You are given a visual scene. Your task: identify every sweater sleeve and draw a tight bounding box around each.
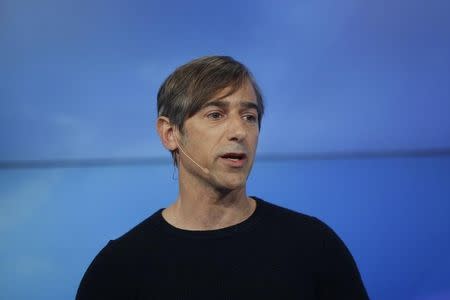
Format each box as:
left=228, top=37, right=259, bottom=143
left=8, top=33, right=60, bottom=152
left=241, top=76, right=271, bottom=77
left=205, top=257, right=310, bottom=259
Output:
left=313, top=217, right=370, bottom=300
left=76, top=240, right=135, bottom=300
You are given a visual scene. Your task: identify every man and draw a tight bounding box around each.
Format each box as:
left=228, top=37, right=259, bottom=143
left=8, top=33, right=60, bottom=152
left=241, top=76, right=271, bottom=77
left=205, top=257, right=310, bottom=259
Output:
left=76, top=56, right=370, bottom=299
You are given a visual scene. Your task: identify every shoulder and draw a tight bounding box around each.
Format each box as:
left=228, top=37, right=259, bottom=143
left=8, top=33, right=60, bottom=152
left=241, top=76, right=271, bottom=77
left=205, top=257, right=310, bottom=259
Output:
left=109, top=209, right=164, bottom=251
left=83, top=209, right=164, bottom=278
left=253, top=197, right=358, bottom=256
left=254, top=196, right=330, bottom=235
left=76, top=210, right=164, bottom=299
left=254, top=198, right=369, bottom=298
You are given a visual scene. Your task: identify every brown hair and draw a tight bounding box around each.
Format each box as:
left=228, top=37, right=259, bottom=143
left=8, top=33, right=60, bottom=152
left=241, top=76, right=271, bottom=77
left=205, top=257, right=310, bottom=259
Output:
left=157, top=55, right=264, bottom=165
left=157, top=56, right=264, bottom=129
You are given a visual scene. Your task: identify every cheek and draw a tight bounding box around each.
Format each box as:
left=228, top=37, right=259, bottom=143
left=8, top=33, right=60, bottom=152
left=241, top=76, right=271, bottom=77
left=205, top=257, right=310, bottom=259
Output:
left=198, top=138, right=217, bottom=161
left=250, top=134, right=259, bottom=149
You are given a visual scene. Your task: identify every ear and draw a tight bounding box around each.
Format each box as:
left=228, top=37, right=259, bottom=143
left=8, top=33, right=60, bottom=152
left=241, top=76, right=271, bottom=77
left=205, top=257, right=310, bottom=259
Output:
left=156, top=116, right=178, bottom=151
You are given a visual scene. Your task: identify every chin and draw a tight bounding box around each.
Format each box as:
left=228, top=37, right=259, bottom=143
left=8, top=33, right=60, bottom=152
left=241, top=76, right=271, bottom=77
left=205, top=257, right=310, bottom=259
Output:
left=216, top=175, right=247, bottom=191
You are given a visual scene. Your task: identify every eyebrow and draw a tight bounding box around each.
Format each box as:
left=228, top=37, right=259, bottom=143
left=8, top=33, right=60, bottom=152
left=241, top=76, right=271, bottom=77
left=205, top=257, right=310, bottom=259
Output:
left=201, top=100, right=259, bottom=112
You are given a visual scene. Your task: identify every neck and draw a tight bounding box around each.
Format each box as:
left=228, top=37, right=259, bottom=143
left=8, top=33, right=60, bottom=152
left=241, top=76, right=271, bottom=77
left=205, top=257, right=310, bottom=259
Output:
left=162, top=168, right=255, bottom=230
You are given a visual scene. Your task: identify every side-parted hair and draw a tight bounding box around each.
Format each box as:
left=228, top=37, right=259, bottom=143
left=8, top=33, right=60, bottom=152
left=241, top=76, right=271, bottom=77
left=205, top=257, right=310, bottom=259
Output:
left=157, top=56, right=264, bottom=165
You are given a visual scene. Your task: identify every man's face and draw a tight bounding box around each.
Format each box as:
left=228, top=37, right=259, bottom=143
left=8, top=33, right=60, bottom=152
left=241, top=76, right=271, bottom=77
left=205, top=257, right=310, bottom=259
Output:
left=178, top=81, right=260, bottom=191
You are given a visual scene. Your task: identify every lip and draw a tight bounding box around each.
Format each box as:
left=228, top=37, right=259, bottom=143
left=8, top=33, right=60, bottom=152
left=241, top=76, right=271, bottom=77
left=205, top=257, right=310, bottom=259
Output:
left=219, top=153, right=248, bottom=168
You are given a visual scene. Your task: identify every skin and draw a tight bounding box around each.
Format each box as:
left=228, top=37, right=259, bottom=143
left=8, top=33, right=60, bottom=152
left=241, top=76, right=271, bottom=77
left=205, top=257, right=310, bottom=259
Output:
left=157, top=80, right=260, bottom=230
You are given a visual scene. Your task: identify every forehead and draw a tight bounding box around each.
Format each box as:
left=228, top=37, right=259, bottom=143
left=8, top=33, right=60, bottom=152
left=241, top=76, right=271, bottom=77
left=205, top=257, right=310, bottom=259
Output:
left=204, top=81, right=258, bottom=107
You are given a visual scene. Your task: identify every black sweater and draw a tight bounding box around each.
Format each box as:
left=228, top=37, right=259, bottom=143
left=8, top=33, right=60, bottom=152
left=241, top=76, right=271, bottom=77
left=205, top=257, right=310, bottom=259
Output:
left=76, top=197, right=369, bottom=299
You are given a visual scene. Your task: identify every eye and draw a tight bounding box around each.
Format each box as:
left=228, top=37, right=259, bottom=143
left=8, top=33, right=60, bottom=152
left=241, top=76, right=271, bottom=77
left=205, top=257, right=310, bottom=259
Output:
left=243, top=114, right=258, bottom=123
left=207, top=112, right=224, bottom=120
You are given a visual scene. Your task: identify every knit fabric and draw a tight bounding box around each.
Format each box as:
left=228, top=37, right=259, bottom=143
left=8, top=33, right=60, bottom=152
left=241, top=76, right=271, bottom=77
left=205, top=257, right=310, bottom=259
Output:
left=76, top=197, right=369, bottom=299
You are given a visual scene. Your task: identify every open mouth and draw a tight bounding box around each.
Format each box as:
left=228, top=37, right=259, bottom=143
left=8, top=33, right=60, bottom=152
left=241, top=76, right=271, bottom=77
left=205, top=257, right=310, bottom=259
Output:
left=220, top=153, right=247, bottom=161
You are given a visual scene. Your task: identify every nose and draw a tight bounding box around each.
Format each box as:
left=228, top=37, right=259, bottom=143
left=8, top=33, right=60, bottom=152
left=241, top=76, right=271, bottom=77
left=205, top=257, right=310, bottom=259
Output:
left=226, top=114, right=247, bottom=142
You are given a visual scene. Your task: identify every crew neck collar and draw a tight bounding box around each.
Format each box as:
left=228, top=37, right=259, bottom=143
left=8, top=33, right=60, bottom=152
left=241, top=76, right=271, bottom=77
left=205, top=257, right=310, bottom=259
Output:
left=154, top=196, right=266, bottom=239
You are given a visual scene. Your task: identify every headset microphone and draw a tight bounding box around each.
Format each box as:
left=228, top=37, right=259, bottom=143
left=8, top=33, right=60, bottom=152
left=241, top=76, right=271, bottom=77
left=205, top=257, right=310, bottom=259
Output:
left=174, top=134, right=210, bottom=175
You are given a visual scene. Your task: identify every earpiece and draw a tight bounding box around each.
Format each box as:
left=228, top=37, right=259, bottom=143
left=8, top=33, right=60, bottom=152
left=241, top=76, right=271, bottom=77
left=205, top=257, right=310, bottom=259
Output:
left=174, top=133, right=210, bottom=174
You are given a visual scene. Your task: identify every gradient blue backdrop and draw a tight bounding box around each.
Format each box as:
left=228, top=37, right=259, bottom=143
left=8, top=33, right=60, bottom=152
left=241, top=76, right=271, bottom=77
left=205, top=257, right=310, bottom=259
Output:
left=1, top=0, right=449, bottom=299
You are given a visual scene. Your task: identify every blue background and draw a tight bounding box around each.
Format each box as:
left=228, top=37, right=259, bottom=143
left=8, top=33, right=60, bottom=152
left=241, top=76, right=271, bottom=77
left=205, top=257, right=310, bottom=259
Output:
left=1, top=0, right=449, bottom=299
